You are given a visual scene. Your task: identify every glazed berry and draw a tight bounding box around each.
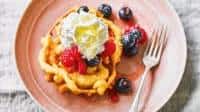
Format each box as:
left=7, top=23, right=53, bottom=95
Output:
left=115, top=77, right=132, bottom=93
left=110, top=93, right=119, bottom=103
left=129, top=29, right=141, bottom=39
left=60, top=47, right=76, bottom=68
left=135, top=26, right=147, bottom=44
left=122, top=25, right=148, bottom=56
left=124, top=46, right=138, bottom=56
left=60, top=46, right=87, bottom=74
left=119, top=7, right=133, bottom=21
left=78, top=59, right=87, bottom=74
left=125, top=25, right=148, bottom=44
left=86, top=56, right=100, bottom=67
left=108, top=89, right=119, bottom=103
left=122, top=33, right=137, bottom=48
left=98, top=4, right=112, bottom=18
left=122, top=32, right=139, bottom=56
left=102, top=40, right=116, bottom=57
left=77, top=5, right=89, bottom=13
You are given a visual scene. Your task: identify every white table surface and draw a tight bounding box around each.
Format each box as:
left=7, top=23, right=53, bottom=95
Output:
left=0, top=0, right=200, bottom=112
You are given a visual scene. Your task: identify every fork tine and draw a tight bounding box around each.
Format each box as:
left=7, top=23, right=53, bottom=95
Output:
left=152, top=25, right=163, bottom=57
left=148, top=26, right=158, bottom=56
left=157, top=25, right=167, bottom=59
left=163, top=27, right=168, bottom=44
left=144, top=26, right=156, bottom=56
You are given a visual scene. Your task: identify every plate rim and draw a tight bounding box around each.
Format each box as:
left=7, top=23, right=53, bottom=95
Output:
left=13, top=0, right=62, bottom=112
left=146, top=0, right=187, bottom=111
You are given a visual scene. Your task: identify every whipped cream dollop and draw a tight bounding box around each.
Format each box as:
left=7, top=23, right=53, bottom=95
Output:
left=60, top=11, right=109, bottom=60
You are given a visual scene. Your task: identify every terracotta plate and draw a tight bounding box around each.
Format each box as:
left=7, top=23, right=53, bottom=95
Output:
left=15, top=0, right=187, bottom=112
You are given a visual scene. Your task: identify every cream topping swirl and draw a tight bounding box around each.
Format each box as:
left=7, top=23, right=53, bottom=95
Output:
left=60, top=11, right=108, bottom=60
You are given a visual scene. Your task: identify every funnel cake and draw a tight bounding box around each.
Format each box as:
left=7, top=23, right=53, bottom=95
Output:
left=38, top=7, right=122, bottom=96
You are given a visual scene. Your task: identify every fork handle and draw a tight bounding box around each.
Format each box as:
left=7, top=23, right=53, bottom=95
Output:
left=129, top=67, right=150, bottom=112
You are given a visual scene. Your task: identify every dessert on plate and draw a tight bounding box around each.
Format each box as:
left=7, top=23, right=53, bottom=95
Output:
left=38, top=4, right=147, bottom=102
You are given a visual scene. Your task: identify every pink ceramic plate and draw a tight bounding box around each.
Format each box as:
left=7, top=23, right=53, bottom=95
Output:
left=15, top=0, right=187, bottom=112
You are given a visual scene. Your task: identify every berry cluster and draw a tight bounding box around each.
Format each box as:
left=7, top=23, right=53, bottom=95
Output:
left=60, top=46, right=87, bottom=74
left=60, top=40, right=116, bottom=74
left=122, top=25, right=147, bottom=56
left=60, top=5, right=148, bottom=103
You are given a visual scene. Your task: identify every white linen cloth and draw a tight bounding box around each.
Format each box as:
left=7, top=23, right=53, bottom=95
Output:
left=0, top=0, right=200, bottom=111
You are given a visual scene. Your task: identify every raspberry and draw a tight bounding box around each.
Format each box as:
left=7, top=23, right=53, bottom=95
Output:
left=71, top=46, right=81, bottom=60
left=60, top=49, right=75, bottom=68
left=134, top=25, right=147, bottom=44
left=60, top=45, right=87, bottom=74
left=108, top=89, right=119, bottom=103
left=110, top=93, right=119, bottom=103
left=78, top=59, right=87, bottom=74
left=102, top=40, right=116, bottom=57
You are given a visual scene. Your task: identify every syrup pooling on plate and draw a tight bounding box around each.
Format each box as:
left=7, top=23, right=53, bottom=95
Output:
left=38, top=4, right=147, bottom=101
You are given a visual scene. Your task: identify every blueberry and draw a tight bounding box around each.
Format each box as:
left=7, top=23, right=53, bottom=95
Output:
left=98, top=4, right=112, bottom=18
left=122, top=33, right=137, bottom=47
left=77, top=6, right=89, bottom=13
left=119, top=7, right=133, bottom=21
left=122, top=35, right=136, bottom=48
left=85, top=56, right=100, bottom=67
left=122, top=29, right=141, bottom=56
left=124, top=46, right=138, bottom=56
left=130, top=29, right=141, bottom=39
left=115, top=77, right=132, bottom=93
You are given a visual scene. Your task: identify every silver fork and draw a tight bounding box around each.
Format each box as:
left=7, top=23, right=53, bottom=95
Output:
left=129, top=24, right=168, bottom=112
